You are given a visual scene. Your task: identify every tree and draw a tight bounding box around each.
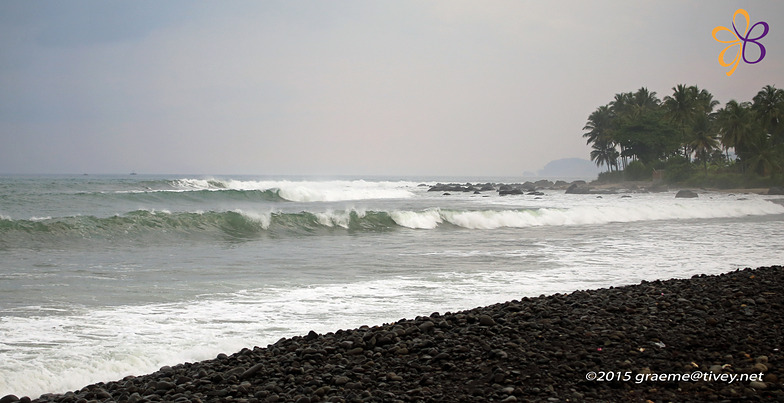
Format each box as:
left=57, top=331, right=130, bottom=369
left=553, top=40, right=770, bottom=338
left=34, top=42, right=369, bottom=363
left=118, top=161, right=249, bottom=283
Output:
left=607, top=88, right=665, bottom=167
left=582, top=83, right=784, bottom=184
left=589, top=140, right=619, bottom=172
left=582, top=105, right=614, bottom=146
left=745, top=135, right=782, bottom=176
left=716, top=100, right=755, bottom=163
left=613, top=107, right=679, bottom=165
left=689, top=113, right=719, bottom=174
left=695, top=87, right=720, bottom=115
left=663, top=84, right=697, bottom=160
left=663, top=85, right=720, bottom=162
left=752, top=85, right=784, bottom=145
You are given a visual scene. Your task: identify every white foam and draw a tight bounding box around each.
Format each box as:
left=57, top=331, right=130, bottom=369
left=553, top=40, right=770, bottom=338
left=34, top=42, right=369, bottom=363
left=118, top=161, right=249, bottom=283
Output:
left=0, top=277, right=455, bottom=398
left=29, top=216, right=52, bottom=222
left=314, top=209, right=360, bottom=229
left=390, top=209, right=442, bottom=229
left=173, top=179, right=417, bottom=202
left=234, top=209, right=272, bottom=229
left=426, top=199, right=784, bottom=229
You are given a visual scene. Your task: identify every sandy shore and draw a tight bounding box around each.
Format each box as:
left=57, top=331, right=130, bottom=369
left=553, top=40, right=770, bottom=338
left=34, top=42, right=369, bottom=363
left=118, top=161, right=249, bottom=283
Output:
left=6, top=266, right=782, bottom=402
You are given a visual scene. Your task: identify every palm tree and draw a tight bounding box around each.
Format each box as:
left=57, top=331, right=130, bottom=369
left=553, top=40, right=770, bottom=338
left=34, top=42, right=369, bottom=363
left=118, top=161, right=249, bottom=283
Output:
left=582, top=105, right=613, bottom=146
left=607, top=89, right=662, bottom=168
left=716, top=100, right=754, bottom=159
left=663, top=85, right=694, bottom=122
left=689, top=114, right=719, bottom=174
left=752, top=85, right=784, bottom=145
left=745, top=136, right=782, bottom=176
left=590, top=140, right=619, bottom=172
left=663, top=85, right=697, bottom=160
left=663, top=85, right=720, bottom=162
left=695, top=87, right=720, bottom=115
left=631, top=87, right=660, bottom=113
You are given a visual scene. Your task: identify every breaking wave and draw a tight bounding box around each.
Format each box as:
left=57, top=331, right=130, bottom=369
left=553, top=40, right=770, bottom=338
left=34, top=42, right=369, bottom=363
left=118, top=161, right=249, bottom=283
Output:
left=1, top=199, right=782, bottom=247
left=169, top=179, right=417, bottom=202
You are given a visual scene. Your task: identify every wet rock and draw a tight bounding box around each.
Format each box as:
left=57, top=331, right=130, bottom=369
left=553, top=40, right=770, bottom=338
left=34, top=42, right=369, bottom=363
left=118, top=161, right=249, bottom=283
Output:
left=155, top=381, right=176, bottom=392
left=478, top=314, right=496, bottom=326
left=565, top=183, right=616, bottom=195
left=675, top=189, right=698, bottom=198
left=418, top=321, right=435, bottom=332
left=749, top=381, right=768, bottom=390
left=241, top=363, right=265, bottom=379
left=498, top=188, right=524, bottom=196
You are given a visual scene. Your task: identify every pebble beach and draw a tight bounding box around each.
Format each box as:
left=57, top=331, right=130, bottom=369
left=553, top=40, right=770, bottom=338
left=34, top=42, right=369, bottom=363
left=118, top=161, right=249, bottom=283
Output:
left=6, top=265, right=782, bottom=403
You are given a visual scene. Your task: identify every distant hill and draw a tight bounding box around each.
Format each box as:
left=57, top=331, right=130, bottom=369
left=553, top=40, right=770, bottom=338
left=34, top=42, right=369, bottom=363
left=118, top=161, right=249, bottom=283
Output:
left=536, top=158, right=601, bottom=180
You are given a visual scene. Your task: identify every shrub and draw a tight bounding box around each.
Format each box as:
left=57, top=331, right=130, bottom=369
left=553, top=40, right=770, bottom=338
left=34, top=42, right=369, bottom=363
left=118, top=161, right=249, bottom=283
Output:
left=624, top=160, right=652, bottom=181
left=596, top=170, right=625, bottom=183
left=663, top=156, right=693, bottom=183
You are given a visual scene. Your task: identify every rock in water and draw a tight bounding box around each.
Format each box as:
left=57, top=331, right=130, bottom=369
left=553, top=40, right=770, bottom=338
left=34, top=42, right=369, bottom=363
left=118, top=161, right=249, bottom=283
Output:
left=675, top=190, right=698, bottom=198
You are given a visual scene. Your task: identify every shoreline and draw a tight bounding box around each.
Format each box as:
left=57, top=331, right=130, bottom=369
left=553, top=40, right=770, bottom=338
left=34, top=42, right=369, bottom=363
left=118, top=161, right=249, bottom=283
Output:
left=9, top=265, right=782, bottom=402
left=587, top=180, right=775, bottom=195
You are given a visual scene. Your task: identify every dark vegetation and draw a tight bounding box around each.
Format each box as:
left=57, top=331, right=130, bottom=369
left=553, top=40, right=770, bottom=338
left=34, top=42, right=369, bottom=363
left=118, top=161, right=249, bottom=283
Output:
left=583, top=84, right=784, bottom=188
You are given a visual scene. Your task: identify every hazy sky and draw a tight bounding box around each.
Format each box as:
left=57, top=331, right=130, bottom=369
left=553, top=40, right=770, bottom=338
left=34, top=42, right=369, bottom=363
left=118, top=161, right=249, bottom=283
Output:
left=1, top=1, right=782, bottom=176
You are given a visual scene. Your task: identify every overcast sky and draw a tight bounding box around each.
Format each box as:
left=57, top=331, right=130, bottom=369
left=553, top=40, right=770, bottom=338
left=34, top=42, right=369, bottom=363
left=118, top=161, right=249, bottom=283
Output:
left=1, top=0, right=782, bottom=176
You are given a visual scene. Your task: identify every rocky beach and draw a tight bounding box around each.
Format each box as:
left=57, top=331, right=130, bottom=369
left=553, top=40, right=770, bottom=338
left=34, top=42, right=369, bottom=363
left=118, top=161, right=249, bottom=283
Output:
left=5, top=265, right=781, bottom=403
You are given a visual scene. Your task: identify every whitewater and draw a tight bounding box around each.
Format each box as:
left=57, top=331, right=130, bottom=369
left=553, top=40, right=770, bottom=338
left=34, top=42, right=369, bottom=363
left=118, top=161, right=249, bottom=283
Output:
left=1, top=174, right=783, bottom=398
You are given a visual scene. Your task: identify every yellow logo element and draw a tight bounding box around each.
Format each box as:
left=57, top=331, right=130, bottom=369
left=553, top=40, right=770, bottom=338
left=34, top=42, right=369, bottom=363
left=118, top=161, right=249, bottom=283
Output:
left=712, top=9, right=769, bottom=77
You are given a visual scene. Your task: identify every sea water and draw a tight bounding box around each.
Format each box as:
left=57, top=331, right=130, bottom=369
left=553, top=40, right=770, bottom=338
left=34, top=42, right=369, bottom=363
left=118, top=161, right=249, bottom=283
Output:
left=1, top=174, right=783, bottom=398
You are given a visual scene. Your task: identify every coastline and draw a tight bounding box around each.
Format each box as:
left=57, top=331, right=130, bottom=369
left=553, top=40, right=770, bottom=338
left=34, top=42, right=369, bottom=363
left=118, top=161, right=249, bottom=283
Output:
left=10, top=265, right=782, bottom=402
left=587, top=180, right=777, bottom=196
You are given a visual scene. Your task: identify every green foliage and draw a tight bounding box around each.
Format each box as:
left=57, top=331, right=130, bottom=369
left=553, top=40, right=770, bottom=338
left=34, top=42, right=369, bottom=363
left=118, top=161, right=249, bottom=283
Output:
left=683, top=172, right=784, bottom=188
left=662, top=156, right=694, bottom=183
left=624, top=160, right=652, bottom=181
left=581, top=84, right=784, bottom=188
left=596, top=170, right=625, bottom=183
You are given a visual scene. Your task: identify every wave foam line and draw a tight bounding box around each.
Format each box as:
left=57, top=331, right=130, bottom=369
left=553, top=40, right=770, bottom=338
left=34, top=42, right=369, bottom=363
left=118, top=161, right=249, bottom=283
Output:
left=390, top=200, right=784, bottom=229
left=170, top=179, right=416, bottom=202
left=1, top=200, right=782, bottom=242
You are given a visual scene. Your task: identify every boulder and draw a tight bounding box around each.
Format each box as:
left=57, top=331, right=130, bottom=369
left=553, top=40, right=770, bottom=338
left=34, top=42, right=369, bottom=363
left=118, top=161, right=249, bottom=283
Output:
left=499, top=188, right=524, bottom=196
left=534, top=180, right=554, bottom=188
left=565, top=183, right=590, bottom=194
left=429, top=183, right=472, bottom=193
left=675, top=190, right=698, bottom=198
left=565, top=184, right=616, bottom=195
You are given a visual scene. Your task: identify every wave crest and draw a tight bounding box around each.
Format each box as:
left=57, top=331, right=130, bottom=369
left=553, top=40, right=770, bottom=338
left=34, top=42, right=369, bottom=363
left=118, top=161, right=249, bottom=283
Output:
left=2, top=199, right=782, bottom=248
left=170, top=179, right=416, bottom=202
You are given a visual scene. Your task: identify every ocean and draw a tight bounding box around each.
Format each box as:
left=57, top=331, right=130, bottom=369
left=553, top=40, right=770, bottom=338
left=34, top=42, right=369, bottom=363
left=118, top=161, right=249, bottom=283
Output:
left=1, top=174, right=783, bottom=398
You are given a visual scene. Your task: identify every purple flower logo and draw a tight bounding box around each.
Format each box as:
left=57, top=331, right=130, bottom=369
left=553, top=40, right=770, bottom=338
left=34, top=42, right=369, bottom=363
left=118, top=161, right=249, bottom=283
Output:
left=712, top=9, right=769, bottom=76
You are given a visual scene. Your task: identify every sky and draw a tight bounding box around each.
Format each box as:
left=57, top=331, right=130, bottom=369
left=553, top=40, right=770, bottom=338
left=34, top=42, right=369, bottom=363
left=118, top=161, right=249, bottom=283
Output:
left=1, top=0, right=782, bottom=176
